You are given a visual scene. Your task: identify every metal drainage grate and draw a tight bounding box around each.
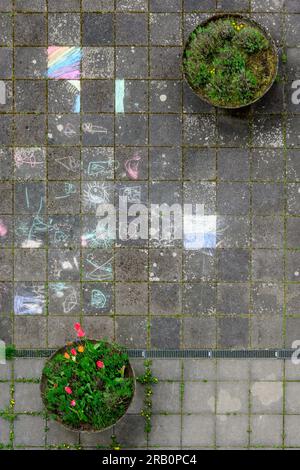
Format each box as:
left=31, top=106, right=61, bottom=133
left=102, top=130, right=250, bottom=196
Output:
left=14, top=349, right=295, bottom=359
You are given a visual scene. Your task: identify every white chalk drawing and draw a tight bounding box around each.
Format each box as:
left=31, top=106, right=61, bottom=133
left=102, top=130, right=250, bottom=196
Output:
left=119, top=186, right=142, bottom=203
left=50, top=283, right=78, bottom=314
left=83, top=182, right=111, bottom=210
left=85, top=255, right=113, bottom=281
left=55, top=155, right=80, bottom=173
left=82, top=123, right=108, bottom=135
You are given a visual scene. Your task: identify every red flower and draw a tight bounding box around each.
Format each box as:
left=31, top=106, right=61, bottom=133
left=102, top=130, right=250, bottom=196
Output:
left=74, top=322, right=85, bottom=338
left=71, top=348, right=77, bottom=356
left=65, top=386, right=72, bottom=395
left=70, top=400, right=76, bottom=407
left=96, top=360, right=105, bottom=369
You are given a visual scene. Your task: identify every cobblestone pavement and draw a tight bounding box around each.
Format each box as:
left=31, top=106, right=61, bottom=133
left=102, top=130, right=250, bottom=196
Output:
left=0, top=0, right=300, bottom=450
left=1, top=358, right=300, bottom=449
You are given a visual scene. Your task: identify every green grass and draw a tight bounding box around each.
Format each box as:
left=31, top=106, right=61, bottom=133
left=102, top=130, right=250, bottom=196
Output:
left=183, top=17, right=277, bottom=107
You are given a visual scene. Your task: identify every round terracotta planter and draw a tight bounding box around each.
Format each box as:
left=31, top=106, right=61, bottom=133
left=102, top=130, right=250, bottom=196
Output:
left=183, top=13, right=279, bottom=109
left=40, top=340, right=136, bottom=433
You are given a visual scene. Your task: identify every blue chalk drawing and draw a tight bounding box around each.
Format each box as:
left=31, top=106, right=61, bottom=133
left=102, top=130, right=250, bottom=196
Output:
left=115, top=79, right=125, bottom=113
left=91, top=289, right=107, bottom=309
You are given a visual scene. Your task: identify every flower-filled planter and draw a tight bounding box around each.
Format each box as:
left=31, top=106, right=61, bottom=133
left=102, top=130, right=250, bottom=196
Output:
left=41, top=323, right=135, bottom=432
left=183, top=14, right=278, bottom=108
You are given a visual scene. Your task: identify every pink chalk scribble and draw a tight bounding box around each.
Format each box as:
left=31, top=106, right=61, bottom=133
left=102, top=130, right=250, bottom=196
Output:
left=124, top=154, right=141, bottom=180
left=0, top=220, right=8, bottom=237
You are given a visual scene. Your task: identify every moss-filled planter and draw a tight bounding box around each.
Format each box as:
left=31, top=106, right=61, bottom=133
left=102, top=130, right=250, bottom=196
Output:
left=41, top=338, right=135, bottom=432
left=183, top=14, right=278, bottom=109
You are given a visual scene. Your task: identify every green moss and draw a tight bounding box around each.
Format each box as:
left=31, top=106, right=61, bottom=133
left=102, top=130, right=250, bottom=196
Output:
left=183, top=17, right=277, bottom=107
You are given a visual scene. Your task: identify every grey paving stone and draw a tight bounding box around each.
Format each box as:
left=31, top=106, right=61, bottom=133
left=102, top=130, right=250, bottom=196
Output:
left=217, top=382, right=249, bottom=414
left=250, top=415, right=283, bottom=447
left=116, top=317, right=147, bottom=348
left=150, top=13, right=182, bottom=46
left=151, top=317, right=181, bottom=349
left=116, top=0, right=148, bottom=10
left=0, top=48, right=12, bottom=79
left=14, top=358, right=45, bottom=380
left=217, top=183, right=250, bottom=216
left=150, top=47, right=182, bottom=79
left=252, top=216, right=284, bottom=249
left=82, top=317, right=114, bottom=341
left=217, top=283, right=250, bottom=315
left=285, top=0, right=300, bottom=12
left=287, top=150, right=300, bottom=181
left=14, top=415, right=45, bottom=446
left=82, top=0, right=113, bottom=10
left=116, top=47, right=148, bottom=79
left=0, top=318, right=12, bottom=344
left=0, top=418, right=10, bottom=444
left=253, top=182, right=284, bottom=217
left=286, top=251, right=300, bottom=281
left=151, top=359, right=182, bottom=381
left=285, top=415, right=300, bottom=447
left=115, top=283, right=148, bottom=316
left=251, top=315, right=283, bottom=348
left=217, top=216, right=250, bottom=249
left=184, top=114, right=216, bottom=146
left=152, top=382, right=181, bottom=413
left=252, top=283, right=284, bottom=315
left=217, top=359, right=250, bottom=381
left=14, top=317, right=47, bottom=348
left=218, top=317, right=249, bottom=349
left=116, top=13, right=148, bottom=46
left=252, top=249, right=284, bottom=282
left=216, top=415, right=249, bottom=447
left=183, top=250, right=216, bottom=282
left=48, top=0, right=80, bottom=10
left=183, top=317, right=217, bottom=348
left=115, top=414, right=146, bottom=448
left=218, top=113, right=250, bottom=148
left=0, top=382, right=11, bottom=408
left=217, top=148, right=250, bottom=181
left=0, top=0, right=12, bottom=11
left=218, top=249, right=250, bottom=282
left=83, top=13, right=114, bottom=46
left=0, top=13, right=12, bottom=46
left=183, top=382, right=215, bottom=413
left=182, top=415, right=215, bottom=447
left=79, top=428, right=112, bottom=447
left=184, top=359, right=216, bottom=381
left=184, top=148, right=216, bottom=181
left=252, top=0, right=284, bottom=11
left=149, top=415, right=181, bottom=447
left=183, top=282, right=216, bottom=315
left=285, top=382, right=300, bottom=414
left=151, top=283, right=181, bottom=315
left=46, top=421, right=79, bottom=446
left=14, top=383, right=43, bottom=412
left=184, top=0, right=216, bottom=11
left=82, top=47, right=114, bottom=79
left=250, top=360, right=283, bottom=381
left=0, top=362, right=12, bottom=380
left=15, top=13, right=46, bottom=45
left=217, top=0, right=249, bottom=11
left=15, top=0, right=46, bottom=10
left=251, top=381, right=283, bottom=414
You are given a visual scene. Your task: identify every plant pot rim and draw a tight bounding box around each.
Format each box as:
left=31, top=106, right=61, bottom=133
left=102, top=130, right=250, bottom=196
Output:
left=40, top=339, right=136, bottom=434
left=183, top=13, right=279, bottom=109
